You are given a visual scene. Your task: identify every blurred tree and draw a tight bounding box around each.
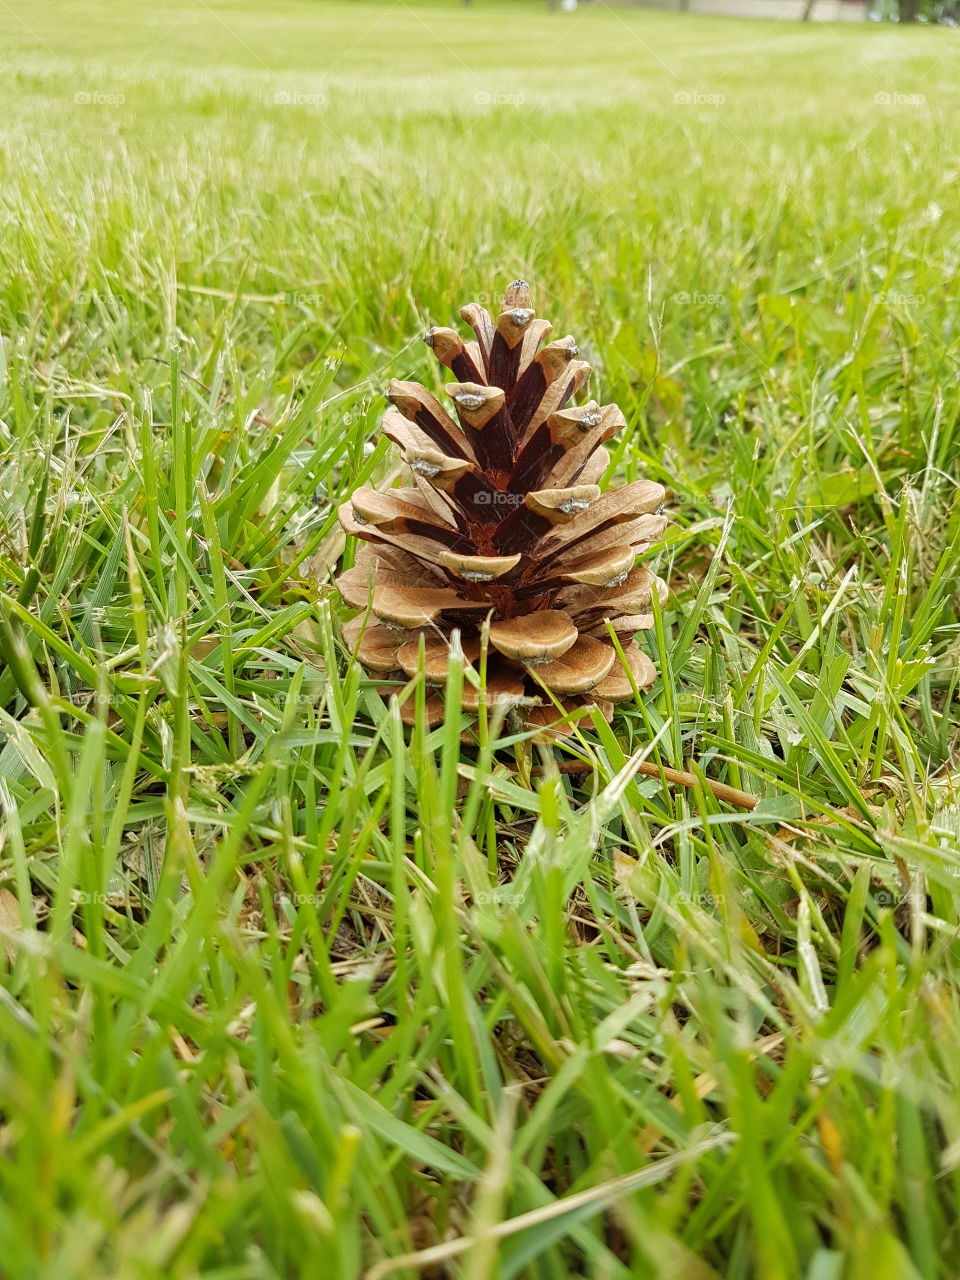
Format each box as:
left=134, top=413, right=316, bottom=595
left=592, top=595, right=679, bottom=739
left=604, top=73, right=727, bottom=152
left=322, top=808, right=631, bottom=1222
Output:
left=867, top=0, right=957, bottom=18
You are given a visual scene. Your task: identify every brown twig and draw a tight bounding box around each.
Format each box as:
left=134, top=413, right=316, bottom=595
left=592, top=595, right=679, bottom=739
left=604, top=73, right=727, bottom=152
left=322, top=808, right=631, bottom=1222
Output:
left=531, top=760, right=759, bottom=810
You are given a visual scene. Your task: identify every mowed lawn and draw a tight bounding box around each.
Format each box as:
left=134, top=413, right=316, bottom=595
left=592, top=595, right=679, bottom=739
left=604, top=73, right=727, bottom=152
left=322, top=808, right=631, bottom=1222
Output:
left=1, top=0, right=959, bottom=1275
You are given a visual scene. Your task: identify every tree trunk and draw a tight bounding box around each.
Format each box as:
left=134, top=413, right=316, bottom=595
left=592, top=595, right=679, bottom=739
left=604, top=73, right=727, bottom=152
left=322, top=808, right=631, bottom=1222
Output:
left=900, top=0, right=919, bottom=19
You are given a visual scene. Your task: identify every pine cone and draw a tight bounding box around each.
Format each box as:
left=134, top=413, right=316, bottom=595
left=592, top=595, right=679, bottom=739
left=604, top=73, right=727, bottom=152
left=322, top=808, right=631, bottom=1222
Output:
left=336, top=281, right=669, bottom=731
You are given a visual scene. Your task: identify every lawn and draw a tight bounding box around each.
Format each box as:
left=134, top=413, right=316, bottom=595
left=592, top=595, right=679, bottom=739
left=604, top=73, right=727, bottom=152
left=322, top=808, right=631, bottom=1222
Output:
left=0, top=0, right=959, bottom=1275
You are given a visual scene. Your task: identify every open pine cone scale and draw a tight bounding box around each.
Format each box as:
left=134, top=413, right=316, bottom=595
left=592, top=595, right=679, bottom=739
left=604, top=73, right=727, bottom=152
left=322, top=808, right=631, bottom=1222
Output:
left=336, top=281, right=669, bottom=730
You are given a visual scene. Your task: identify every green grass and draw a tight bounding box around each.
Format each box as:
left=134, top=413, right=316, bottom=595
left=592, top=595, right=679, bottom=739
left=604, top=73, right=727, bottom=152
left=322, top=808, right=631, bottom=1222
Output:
left=1, top=0, right=959, bottom=1275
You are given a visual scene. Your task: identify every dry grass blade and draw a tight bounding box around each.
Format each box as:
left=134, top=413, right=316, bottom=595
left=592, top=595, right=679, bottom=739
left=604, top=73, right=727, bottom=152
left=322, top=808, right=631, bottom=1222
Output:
left=364, top=1130, right=736, bottom=1280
